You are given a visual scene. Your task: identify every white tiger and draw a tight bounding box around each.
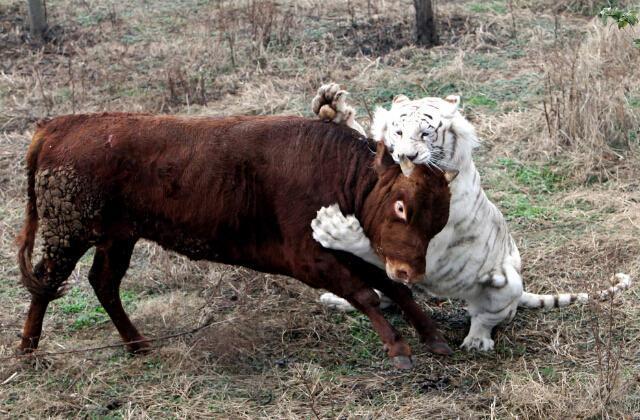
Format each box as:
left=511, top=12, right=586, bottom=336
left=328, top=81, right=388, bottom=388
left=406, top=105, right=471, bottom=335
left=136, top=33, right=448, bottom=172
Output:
left=310, top=83, right=632, bottom=351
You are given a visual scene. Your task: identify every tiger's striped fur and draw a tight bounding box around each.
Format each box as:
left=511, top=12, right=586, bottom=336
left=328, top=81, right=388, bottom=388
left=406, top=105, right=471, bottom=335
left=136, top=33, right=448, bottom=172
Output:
left=310, top=83, right=632, bottom=351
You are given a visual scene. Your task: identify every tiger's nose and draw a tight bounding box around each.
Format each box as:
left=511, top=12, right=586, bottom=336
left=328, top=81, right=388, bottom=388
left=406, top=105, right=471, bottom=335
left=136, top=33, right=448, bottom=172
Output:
left=397, top=152, right=418, bottom=162
left=397, top=154, right=417, bottom=177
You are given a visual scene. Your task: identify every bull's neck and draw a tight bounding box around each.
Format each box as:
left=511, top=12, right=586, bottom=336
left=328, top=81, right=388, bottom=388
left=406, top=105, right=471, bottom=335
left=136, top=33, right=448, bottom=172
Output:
left=344, top=149, right=379, bottom=226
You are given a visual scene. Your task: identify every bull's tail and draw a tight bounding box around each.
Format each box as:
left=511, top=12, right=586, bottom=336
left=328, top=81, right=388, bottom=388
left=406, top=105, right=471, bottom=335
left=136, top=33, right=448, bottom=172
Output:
left=518, top=273, right=632, bottom=309
left=16, top=123, right=48, bottom=297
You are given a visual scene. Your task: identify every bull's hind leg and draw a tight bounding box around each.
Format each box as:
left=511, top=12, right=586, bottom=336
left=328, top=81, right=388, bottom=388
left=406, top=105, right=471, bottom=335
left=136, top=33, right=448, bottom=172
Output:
left=88, top=238, right=150, bottom=354
left=20, top=244, right=90, bottom=352
left=20, top=165, right=95, bottom=352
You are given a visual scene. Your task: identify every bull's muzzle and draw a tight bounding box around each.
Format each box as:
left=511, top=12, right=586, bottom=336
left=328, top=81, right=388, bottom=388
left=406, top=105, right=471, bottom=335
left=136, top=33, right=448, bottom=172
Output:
left=385, top=259, right=424, bottom=285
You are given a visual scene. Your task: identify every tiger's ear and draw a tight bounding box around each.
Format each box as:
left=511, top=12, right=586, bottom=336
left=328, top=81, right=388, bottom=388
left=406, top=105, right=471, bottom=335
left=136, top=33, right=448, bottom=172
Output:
left=444, top=95, right=460, bottom=106
left=442, top=95, right=461, bottom=118
left=370, top=106, right=389, bottom=143
left=392, top=94, right=410, bottom=105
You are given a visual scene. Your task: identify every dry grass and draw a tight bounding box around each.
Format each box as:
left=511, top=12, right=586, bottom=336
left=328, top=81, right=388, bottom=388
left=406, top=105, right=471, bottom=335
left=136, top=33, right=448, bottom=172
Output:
left=539, top=20, right=640, bottom=181
left=1, top=0, right=639, bottom=418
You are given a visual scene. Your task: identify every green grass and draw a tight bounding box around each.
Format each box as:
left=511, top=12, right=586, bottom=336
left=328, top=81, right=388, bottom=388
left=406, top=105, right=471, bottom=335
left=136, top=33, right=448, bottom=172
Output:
left=364, top=79, right=428, bottom=107
left=484, top=158, right=567, bottom=222
left=499, top=193, right=556, bottom=221
left=466, top=53, right=508, bottom=70
left=478, top=73, right=542, bottom=111
left=539, top=366, right=558, bottom=381
left=344, top=313, right=386, bottom=361
left=497, top=157, right=564, bottom=194
left=467, top=1, right=508, bottom=14
left=0, top=278, right=21, bottom=299
left=53, top=287, right=140, bottom=331
left=466, top=94, right=498, bottom=109
left=421, top=79, right=464, bottom=99
left=419, top=73, right=542, bottom=114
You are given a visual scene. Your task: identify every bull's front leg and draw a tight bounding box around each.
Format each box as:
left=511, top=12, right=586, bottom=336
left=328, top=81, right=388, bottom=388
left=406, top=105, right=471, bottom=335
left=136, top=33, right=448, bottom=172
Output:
left=342, top=287, right=414, bottom=369
left=369, top=277, right=452, bottom=355
left=305, top=256, right=414, bottom=369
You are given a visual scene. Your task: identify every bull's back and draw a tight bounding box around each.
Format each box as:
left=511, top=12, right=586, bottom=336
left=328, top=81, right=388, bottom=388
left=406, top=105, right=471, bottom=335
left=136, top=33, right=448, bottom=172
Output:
left=31, top=113, right=371, bottom=272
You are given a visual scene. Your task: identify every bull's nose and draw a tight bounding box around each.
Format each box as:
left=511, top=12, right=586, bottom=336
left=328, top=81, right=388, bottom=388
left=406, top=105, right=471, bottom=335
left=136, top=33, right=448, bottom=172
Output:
left=385, top=260, right=422, bottom=284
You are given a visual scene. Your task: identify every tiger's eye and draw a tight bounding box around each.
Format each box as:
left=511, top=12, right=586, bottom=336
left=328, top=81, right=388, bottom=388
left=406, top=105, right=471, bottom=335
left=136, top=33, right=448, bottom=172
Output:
left=395, top=130, right=403, bottom=136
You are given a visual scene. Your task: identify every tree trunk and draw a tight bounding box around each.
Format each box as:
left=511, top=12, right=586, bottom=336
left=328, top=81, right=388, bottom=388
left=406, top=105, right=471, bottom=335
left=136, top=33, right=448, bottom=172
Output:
left=413, top=0, right=437, bottom=46
left=27, top=0, right=47, bottom=40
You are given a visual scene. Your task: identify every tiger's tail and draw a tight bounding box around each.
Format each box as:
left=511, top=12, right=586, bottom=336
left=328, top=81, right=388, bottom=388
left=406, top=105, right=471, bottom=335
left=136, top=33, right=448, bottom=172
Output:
left=518, top=273, right=631, bottom=309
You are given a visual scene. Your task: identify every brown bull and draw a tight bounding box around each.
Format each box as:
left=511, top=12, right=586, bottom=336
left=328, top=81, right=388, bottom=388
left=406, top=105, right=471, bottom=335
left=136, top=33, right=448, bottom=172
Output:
left=17, top=113, right=453, bottom=368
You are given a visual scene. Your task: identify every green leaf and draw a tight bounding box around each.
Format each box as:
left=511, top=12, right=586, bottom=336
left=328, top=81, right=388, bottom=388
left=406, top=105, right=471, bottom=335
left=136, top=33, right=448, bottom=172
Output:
left=634, top=39, right=640, bottom=48
left=599, top=6, right=639, bottom=29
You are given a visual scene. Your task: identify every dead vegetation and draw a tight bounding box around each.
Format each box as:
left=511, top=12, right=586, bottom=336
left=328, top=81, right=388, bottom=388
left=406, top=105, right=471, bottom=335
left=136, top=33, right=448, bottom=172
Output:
left=1, top=0, right=639, bottom=418
left=540, top=21, right=640, bottom=181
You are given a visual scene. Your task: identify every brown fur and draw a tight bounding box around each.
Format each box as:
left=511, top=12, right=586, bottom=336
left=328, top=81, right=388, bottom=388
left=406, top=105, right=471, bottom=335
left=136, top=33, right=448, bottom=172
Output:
left=16, top=113, right=453, bottom=366
left=16, top=128, right=47, bottom=295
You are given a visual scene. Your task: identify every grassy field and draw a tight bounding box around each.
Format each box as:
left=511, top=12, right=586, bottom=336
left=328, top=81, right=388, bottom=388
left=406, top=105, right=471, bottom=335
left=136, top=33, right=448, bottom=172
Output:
left=1, top=0, right=639, bottom=418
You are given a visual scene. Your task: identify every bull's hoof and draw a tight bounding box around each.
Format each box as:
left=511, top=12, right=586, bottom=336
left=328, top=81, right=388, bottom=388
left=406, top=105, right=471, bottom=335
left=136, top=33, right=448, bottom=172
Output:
left=425, top=340, right=453, bottom=356
left=18, top=334, right=41, bottom=354
left=17, top=347, right=36, bottom=357
left=126, top=337, right=152, bottom=355
left=392, top=355, right=414, bottom=370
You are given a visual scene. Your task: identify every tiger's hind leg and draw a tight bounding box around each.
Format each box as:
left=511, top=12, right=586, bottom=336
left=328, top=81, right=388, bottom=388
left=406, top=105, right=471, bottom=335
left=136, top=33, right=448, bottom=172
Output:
left=311, top=83, right=366, bottom=136
left=88, top=238, right=149, bottom=354
left=462, top=268, right=523, bottom=351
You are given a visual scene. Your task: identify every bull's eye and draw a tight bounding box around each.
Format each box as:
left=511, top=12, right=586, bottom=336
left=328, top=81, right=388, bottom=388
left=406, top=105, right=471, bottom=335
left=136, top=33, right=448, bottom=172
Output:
left=395, top=130, right=402, bottom=136
left=394, top=200, right=407, bottom=221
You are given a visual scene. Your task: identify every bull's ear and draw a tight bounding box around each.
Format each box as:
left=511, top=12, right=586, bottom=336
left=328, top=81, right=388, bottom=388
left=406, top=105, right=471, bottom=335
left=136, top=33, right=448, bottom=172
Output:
left=444, top=169, right=459, bottom=183
left=374, top=141, right=395, bottom=174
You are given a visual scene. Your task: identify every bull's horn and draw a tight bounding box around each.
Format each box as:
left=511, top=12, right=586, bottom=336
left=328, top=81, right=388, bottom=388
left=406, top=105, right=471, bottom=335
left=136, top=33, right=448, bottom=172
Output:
left=399, top=157, right=415, bottom=177
left=444, top=169, right=459, bottom=183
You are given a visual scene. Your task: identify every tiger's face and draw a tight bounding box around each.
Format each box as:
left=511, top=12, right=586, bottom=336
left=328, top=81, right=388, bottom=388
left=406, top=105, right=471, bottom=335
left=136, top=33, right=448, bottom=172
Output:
left=371, top=95, right=460, bottom=176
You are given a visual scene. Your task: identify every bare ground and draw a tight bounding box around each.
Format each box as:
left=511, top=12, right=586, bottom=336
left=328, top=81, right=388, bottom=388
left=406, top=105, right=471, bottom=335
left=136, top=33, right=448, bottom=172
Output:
left=1, top=0, right=639, bottom=418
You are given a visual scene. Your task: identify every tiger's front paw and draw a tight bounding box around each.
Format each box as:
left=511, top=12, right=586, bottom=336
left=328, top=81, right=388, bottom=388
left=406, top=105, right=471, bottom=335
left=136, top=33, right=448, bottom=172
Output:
left=311, top=83, right=356, bottom=125
left=461, top=334, right=494, bottom=352
left=311, top=204, right=370, bottom=254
